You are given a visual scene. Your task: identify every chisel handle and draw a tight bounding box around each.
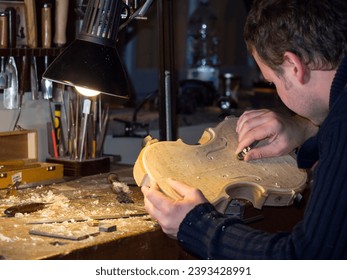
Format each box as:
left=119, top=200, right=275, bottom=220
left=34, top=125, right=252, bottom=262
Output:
left=41, top=3, right=52, bottom=48
left=54, top=0, right=69, bottom=47
left=0, top=12, right=8, bottom=48
left=24, top=0, right=38, bottom=48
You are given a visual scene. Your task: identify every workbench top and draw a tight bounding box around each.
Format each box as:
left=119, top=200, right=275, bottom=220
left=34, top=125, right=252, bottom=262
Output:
left=0, top=165, right=191, bottom=260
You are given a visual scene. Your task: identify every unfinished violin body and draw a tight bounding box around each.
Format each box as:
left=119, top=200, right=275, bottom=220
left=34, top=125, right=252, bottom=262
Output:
left=133, top=117, right=307, bottom=212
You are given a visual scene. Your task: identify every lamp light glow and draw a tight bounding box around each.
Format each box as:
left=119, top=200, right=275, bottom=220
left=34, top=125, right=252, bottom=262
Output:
left=42, top=0, right=131, bottom=103
left=75, top=86, right=100, bottom=97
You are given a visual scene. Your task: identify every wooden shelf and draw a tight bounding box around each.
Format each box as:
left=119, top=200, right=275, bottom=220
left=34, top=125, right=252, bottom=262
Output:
left=0, top=48, right=64, bottom=57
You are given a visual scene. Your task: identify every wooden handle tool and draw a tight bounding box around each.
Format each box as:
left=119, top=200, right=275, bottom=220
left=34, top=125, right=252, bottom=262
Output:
left=54, top=0, right=69, bottom=47
left=0, top=11, right=9, bottom=89
left=41, top=3, right=52, bottom=48
left=24, top=0, right=40, bottom=100
left=24, top=0, right=38, bottom=48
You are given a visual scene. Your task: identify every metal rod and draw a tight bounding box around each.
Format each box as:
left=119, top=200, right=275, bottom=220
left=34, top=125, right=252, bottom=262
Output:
left=157, top=0, right=177, bottom=141
left=165, top=70, right=173, bottom=140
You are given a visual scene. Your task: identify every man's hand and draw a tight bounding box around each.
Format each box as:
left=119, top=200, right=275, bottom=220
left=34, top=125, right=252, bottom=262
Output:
left=236, top=109, right=318, bottom=161
left=141, top=178, right=208, bottom=237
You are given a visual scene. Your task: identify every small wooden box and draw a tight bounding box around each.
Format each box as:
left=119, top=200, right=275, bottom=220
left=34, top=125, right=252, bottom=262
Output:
left=0, top=130, right=64, bottom=189
left=46, top=157, right=110, bottom=177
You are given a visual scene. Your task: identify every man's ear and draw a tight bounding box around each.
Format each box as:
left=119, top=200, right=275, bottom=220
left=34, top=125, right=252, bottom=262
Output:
left=283, top=51, right=309, bottom=84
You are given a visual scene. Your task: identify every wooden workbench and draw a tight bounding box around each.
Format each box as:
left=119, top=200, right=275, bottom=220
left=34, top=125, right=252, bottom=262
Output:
left=0, top=162, right=307, bottom=260
left=0, top=165, right=194, bottom=260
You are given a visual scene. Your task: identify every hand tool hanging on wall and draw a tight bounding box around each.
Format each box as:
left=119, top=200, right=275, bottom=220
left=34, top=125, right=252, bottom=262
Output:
left=29, top=53, right=39, bottom=100
left=17, top=44, right=29, bottom=107
left=54, top=0, right=69, bottom=47
left=3, top=8, right=19, bottom=110
left=24, top=0, right=39, bottom=100
left=41, top=2, right=53, bottom=100
left=0, top=11, right=9, bottom=90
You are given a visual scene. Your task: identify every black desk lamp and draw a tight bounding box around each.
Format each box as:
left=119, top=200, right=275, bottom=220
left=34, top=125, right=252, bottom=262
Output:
left=43, top=0, right=131, bottom=103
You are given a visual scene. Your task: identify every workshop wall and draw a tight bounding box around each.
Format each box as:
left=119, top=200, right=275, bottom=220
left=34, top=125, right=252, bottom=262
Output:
left=0, top=0, right=255, bottom=162
left=124, top=0, right=255, bottom=100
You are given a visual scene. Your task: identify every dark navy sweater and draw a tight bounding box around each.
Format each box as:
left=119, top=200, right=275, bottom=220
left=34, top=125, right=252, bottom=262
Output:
left=177, top=57, right=347, bottom=259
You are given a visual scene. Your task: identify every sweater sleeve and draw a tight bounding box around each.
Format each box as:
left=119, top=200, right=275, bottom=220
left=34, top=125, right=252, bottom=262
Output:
left=177, top=203, right=295, bottom=259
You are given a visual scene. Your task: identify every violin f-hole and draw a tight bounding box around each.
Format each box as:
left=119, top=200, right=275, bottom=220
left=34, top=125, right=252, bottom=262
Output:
left=205, top=137, right=228, bottom=160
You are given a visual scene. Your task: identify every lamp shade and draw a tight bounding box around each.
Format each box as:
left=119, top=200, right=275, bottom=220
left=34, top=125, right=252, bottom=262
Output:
left=43, top=0, right=131, bottom=103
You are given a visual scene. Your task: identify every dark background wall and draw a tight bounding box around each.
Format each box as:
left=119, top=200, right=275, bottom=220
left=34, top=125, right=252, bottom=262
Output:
left=119, top=0, right=257, bottom=101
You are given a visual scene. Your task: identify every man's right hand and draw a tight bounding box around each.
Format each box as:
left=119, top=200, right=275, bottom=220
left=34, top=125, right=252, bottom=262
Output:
left=235, top=109, right=318, bottom=161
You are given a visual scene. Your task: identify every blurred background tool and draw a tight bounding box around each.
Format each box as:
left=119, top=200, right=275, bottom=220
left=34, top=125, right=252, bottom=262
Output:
left=24, top=0, right=39, bottom=100
left=3, top=8, right=19, bottom=110
left=0, top=11, right=9, bottom=90
left=41, top=2, right=53, bottom=100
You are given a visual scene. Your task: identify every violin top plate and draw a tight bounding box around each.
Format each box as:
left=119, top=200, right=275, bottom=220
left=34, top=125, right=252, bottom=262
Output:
left=133, top=117, right=307, bottom=211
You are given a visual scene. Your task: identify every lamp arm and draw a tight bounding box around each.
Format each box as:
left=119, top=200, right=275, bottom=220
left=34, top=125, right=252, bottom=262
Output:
left=119, top=0, right=154, bottom=32
left=138, top=0, right=154, bottom=16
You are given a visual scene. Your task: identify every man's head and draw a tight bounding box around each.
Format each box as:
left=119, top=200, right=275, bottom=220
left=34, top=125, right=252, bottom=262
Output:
left=244, top=0, right=347, bottom=74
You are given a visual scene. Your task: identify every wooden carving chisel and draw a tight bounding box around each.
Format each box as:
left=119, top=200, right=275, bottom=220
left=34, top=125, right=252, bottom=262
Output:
left=41, top=2, right=53, bottom=100
left=24, top=0, right=39, bottom=100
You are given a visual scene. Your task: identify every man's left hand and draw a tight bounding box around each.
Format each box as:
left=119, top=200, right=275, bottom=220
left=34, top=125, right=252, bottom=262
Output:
left=141, top=178, right=208, bottom=237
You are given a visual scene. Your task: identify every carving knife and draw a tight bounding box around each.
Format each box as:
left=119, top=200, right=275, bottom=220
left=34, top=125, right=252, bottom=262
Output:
left=24, top=0, right=39, bottom=100
left=41, top=2, right=53, bottom=100
left=3, top=8, right=19, bottom=110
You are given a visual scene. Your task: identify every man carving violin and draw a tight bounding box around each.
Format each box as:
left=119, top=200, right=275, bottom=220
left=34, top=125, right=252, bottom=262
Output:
left=141, top=0, right=347, bottom=259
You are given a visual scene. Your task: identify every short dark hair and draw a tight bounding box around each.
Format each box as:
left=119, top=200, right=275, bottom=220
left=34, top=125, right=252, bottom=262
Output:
left=244, top=0, right=347, bottom=73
